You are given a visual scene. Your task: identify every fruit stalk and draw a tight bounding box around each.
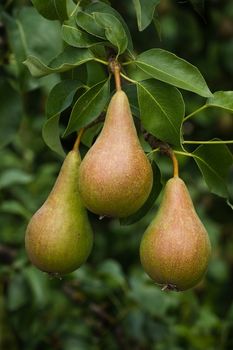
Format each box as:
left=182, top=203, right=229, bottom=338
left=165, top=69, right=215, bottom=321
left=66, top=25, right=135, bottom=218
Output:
left=169, top=150, right=179, bottom=177
left=110, top=59, right=122, bottom=91
left=73, top=128, right=84, bottom=152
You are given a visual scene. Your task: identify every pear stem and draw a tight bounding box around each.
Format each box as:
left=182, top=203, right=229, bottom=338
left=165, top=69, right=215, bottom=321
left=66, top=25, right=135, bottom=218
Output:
left=73, top=128, right=84, bottom=152
left=170, top=151, right=179, bottom=177
left=110, top=60, right=122, bottom=91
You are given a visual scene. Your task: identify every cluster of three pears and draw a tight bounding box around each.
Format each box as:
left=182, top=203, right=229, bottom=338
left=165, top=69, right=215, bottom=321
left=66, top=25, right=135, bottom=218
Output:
left=25, top=89, right=153, bottom=274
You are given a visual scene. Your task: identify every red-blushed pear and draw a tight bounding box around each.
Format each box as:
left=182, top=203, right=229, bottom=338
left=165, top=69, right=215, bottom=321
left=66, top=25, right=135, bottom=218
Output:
left=25, top=150, right=93, bottom=275
left=78, top=90, right=153, bottom=218
left=140, top=174, right=211, bottom=291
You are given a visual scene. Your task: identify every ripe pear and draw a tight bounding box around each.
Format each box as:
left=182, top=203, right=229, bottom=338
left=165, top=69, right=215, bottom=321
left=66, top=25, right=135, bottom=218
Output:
left=78, top=90, right=153, bottom=218
left=25, top=150, right=93, bottom=275
left=140, top=176, right=211, bottom=291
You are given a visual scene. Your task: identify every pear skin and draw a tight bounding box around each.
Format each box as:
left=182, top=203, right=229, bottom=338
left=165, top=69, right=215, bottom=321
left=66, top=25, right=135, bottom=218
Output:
left=140, top=177, right=211, bottom=291
left=25, top=150, right=93, bottom=274
left=78, top=90, right=153, bottom=218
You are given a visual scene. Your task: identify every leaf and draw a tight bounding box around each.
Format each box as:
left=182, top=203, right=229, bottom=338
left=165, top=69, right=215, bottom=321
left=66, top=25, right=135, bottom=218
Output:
left=0, top=79, right=23, bottom=148
left=0, top=201, right=31, bottom=219
left=62, top=22, right=103, bottom=48
left=207, top=91, right=233, bottom=112
left=133, top=0, right=160, bottom=31
left=93, top=12, right=128, bottom=55
left=31, top=0, right=68, bottom=22
left=120, top=161, right=162, bottom=225
left=81, top=123, right=103, bottom=148
left=64, top=79, right=110, bottom=136
left=43, top=80, right=83, bottom=156
left=24, top=46, right=94, bottom=77
left=137, top=80, right=184, bottom=146
left=123, top=84, right=140, bottom=118
left=135, top=49, right=212, bottom=97
left=85, top=1, right=134, bottom=53
left=153, top=10, right=162, bottom=40
left=2, top=7, right=62, bottom=91
left=0, top=169, right=33, bottom=189
left=76, top=11, right=106, bottom=39
left=193, top=142, right=233, bottom=199
left=86, top=61, right=107, bottom=87
left=46, top=80, right=82, bottom=118
left=42, top=115, right=65, bottom=157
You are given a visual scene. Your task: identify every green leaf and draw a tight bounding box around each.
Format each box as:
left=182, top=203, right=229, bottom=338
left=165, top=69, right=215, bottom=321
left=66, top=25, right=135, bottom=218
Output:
left=207, top=91, right=233, bottom=112
left=120, top=161, right=162, bottom=225
left=86, top=61, right=107, bottom=87
left=137, top=80, right=184, bottom=146
left=123, top=84, right=140, bottom=118
left=24, top=46, right=94, bottom=77
left=2, top=7, right=62, bottom=90
left=62, top=22, right=103, bottom=48
left=43, top=80, right=83, bottom=156
left=81, top=123, right=103, bottom=148
left=93, top=12, right=128, bottom=55
left=193, top=142, right=233, bottom=199
left=31, top=0, right=68, bottom=21
left=76, top=11, right=106, bottom=39
left=64, top=79, right=110, bottom=136
left=133, top=0, right=160, bottom=31
left=0, top=79, right=23, bottom=148
left=0, top=201, right=31, bottom=219
left=135, top=49, right=212, bottom=97
left=46, top=80, right=82, bottom=118
left=84, top=1, right=134, bottom=53
left=0, top=169, right=33, bottom=189
left=42, top=115, right=65, bottom=157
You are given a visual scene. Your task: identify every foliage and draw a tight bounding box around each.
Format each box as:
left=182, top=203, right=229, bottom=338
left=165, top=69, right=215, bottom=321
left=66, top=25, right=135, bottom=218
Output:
left=0, top=0, right=233, bottom=349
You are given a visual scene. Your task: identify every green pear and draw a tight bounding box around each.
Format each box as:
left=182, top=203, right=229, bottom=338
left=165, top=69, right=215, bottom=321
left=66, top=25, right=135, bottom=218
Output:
left=25, top=150, right=93, bottom=274
left=78, top=90, right=153, bottom=218
left=140, top=176, right=211, bottom=291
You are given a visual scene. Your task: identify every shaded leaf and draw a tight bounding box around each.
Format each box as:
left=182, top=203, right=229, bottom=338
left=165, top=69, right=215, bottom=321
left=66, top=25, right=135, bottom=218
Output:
left=43, top=80, right=84, bottom=156
left=137, top=80, right=184, bottom=146
left=46, top=80, right=82, bottom=118
left=0, top=201, right=31, bottom=219
left=86, top=61, right=107, bottom=87
left=135, top=49, right=212, bottom=97
left=0, top=169, right=32, bottom=189
left=133, top=0, right=160, bottom=31
left=123, top=84, right=140, bottom=118
left=98, top=260, right=126, bottom=288
left=85, top=1, right=134, bottom=53
left=2, top=7, right=62, bottom=90
left=207, top=91, right=233, bottom=112
left=76, top=11, right=106, bottom=39
left=64, top=79, right=110, bottom=136
left=120, top=161, right=162, bottom=225
left=0, top=80, right=23, bottom=148
left=62, top=22, right=103, bottom=48
left=31, top=0, right=68, bottom=21
left=81, top=123, right=103, bottom=148
left=193, top=142, right=233, bottom=199
left=24, top=46, right=94, bottom=77
left=42, top=115, right=65, bottom=157
left=93, top=12, right=128, bottom=55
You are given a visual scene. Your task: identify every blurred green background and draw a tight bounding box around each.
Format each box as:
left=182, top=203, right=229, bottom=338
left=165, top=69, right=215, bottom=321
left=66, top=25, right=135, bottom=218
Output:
left=0, top=1, right=233, bottom=349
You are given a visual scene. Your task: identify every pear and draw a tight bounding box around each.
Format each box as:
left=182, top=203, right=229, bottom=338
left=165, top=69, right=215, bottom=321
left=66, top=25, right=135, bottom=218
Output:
left=78, top=90, right=153, bottom=218
left=140, top=176, right=211, bottom=291
left=25, top=150, right=93, bottom=274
